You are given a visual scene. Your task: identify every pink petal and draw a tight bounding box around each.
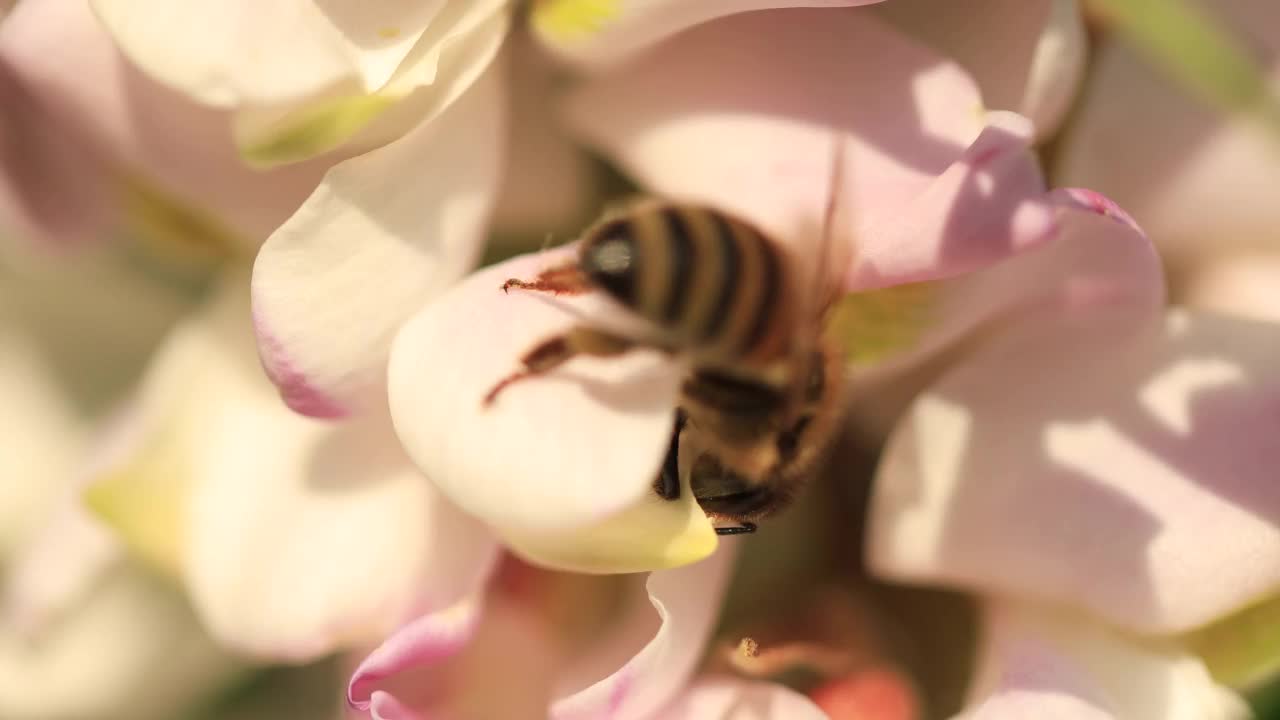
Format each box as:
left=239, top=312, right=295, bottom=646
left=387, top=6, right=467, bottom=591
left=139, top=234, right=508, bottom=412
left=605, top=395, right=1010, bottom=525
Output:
left=656, top=678, right=828, bottom=720
left=388, top=247, right=684, bottom=535
left=1054, top=28, right=1280, bottom=265
left=957, top=601, right=1249, bottom=720
left=347, top=593, right=488, bottom=716
left=564, top=7, right=988, bottom=275
left=842, top=112, right=1057, bottom=290
left=843, top=183, right=1159, bottom=437
left=104, top=273, right=501, bottom=661
left=869, top=304, right=1280, bottom=634
left=347, top=580, right=566, bottom=720
left=0, top=563, right=241, bottom=720
left=0, top=56, right=111, bottom=247
left=878, top=0, right=1086, bottom=140
left=552, top=545, right=738, bottom=719
left=534, top=0, right=888, bottom=69
left=253, top=65, right=505, bottom=417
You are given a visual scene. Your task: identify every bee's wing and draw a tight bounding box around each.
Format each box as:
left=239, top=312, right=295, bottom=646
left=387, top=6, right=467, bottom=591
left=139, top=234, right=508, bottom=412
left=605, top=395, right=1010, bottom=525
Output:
left=823, top=280, right=939, bottom=367
left=788, top=133, right=856, bottom=400
left=810, top=134, right=938, bottom=370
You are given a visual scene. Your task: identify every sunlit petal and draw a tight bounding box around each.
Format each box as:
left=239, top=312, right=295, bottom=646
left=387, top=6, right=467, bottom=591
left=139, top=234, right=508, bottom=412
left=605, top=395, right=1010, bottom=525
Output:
left=870, top=308, right=1280, bottom=635
left=958, top=601, right=1250, bottom=720
left=878, top=0, right=1085, bottom=140
left=533, top=0, right=886, bottom=68
left=1055, top=33, right=1280, bottom=264
left=389, top=248, right=685, bottom=540
left=94, top=272, right=497, bottom=660
left=253, top=65, right=505, bottom=417
left=565, top=7, right=988, bottom=269
left=552, top=545, right=737, bottom=718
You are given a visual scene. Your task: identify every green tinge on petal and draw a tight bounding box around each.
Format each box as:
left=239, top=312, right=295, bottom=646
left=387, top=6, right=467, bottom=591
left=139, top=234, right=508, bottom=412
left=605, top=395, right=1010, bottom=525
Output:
left=237, top=94, right=399, bottom=168
left=84, top=428, right=189, bottom=580
left=1088, top=0, right=1280, bottom=135
left=1184, top=594, right=1280, bottom=691
left=531, top=0, right=621, bottom=42
left=119, top=174, right=245, bottom=263
left=826, top=282, right=938, bottom=366
left=501, top=494, right=719, bottom=575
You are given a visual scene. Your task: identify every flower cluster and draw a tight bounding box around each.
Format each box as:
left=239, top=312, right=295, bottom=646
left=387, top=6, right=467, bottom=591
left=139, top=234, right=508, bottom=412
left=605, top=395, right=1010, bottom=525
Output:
left=0, top=1, right=1276, bottom=719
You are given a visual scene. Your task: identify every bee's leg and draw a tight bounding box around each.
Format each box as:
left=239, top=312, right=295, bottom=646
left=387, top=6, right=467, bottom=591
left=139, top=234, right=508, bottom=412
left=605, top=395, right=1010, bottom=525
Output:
left=482, top=326, right=639, bottom=407
left=654, top=411, right=687, bottom=501
left=715, top=522, right=758, bottom=536
left=501, top=262, right=589, bottom=295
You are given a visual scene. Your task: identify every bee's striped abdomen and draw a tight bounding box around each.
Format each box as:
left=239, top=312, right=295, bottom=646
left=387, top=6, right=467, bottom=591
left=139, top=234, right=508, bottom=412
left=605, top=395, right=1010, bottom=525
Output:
left=579, top=202, right=793, bottom=365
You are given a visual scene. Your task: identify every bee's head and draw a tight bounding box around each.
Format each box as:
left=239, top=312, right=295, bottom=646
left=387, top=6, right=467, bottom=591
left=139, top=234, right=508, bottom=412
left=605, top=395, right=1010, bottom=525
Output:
left=688, top=452, right=796, bottom=526
left=579, top=220, right=637, bottom=304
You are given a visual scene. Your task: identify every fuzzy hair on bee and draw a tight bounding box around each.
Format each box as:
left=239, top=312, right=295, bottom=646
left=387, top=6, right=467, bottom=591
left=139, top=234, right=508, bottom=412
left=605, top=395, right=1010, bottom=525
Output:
left=485, top=140, right=852, bottom=536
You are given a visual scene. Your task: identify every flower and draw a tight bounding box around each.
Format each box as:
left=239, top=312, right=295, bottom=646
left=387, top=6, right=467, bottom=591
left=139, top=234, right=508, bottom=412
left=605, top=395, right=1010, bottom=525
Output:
left=0, top=0, right=331, bottom=252
left=868, top=303, right=1278, bottom=718
left=339, top=6, right=1198, bottom=719
left=0, top=246, right=240, bottom=720
left=58, top=3, right=1264, bottom=719
left=248, top=0, right=1088, bottom=420
left=1053, top=0, right=1280, bottom=320
left=384, top=6, right=1128, bottom=574
left=81, top=268, right=498, bottom=663
left=346, top=543, right=861, bottom=719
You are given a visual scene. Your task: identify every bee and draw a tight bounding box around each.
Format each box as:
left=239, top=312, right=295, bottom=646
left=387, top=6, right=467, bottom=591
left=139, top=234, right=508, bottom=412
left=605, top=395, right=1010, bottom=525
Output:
left=483, top=205, right=848, bottom=535
left=484, top=151, right=850, bottom=536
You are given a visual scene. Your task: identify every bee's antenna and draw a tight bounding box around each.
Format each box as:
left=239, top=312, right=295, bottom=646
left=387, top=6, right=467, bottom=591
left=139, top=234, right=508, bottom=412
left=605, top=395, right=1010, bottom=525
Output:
left=821, top=132, right=845, bottom=258
left=818, top=130, right=851, bottom=307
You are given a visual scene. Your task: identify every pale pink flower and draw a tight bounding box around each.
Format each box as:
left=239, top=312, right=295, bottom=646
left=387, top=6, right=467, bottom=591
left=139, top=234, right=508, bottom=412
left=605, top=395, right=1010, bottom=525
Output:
left=249, top=0, right=1087, bottom=420
left=869, top=302, right=1278, bottom=718
left=0, top=253, right=240, bottom=720
left=0, top=0, right=332, bottom=250
left=1054, top=0, right=1280, bottom=321
left=337, top=7, right=1181, bottom=720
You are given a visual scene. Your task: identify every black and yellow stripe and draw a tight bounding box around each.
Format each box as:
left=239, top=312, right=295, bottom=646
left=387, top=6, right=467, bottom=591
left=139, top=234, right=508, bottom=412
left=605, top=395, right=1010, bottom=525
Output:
left=578, top=202, right=793, bottom=366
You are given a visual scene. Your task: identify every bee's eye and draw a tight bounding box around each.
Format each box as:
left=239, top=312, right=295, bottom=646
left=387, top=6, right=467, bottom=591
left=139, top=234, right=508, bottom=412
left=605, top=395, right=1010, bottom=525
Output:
left=776, top=415, right=813, bottom=460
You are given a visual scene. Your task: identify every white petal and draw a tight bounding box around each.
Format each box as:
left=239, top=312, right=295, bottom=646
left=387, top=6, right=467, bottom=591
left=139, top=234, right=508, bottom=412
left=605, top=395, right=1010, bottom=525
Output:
left=1, top=0, right=334, bottom=246
left=252, top=61, right=505, bottom=417
left=389, top=248, right=685, bottom=536
left=230, top=0, right=511, bottom=166
left=552, top=545, right=738, bottom=719
left=870, top=308, right=1280, bottom=634
left=0, top=563, right=239, bottom=720
left=533, top=0, right=886, bottom=68
left=89, top=0, right=503, bottom=107
left=0, top=317, right=84, bottom=557
left=102, top=271, right=498, bottom=661
left=90, top=0, right=365, bottom=107
left=956, top=601, right=1251, bottom=720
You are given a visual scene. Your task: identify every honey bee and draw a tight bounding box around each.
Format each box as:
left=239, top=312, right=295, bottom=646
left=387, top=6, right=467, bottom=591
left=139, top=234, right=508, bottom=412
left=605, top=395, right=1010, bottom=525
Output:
left=485, top=152, right=850, bottom=536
